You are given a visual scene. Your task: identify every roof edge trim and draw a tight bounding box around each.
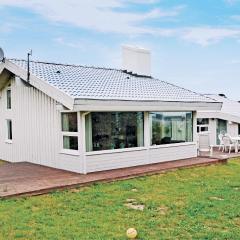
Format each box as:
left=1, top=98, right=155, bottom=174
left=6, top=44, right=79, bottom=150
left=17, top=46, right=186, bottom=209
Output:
left=2, top=60, right=74, bottom=110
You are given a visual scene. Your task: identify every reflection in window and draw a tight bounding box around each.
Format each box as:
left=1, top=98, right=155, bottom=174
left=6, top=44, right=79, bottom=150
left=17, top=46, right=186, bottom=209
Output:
left=197, top=118, right=209, bottom=125
left=62, top=112, right=78, bottom=132
left=85, top=112, right=144, bottom=152
left=197, top=118, right=209, bottom=133
left=63, top=136, right=78, bottom=150
left=150, top=112, right=193, bottom=145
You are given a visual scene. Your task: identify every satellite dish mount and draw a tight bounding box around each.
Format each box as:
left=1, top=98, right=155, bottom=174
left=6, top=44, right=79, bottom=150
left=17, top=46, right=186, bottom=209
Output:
left=27, top=49, right=32, bottom=83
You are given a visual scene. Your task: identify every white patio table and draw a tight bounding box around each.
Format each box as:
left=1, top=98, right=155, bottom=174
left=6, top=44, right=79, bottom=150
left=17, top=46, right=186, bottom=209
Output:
left=230, top=136, right=240, bottom=153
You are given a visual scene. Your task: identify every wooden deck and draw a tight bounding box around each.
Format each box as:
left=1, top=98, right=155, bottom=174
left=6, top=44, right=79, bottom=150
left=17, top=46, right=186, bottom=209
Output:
left=0, top=156, right=228, bottom=198
left=199, top=148, right=240, bottom=159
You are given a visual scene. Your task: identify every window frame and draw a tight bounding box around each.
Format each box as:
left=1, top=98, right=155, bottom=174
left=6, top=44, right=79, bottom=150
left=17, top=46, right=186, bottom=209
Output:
left=85, top=111, right=145, bottom=153
left=197, top=118, right=209, bottom=133
left=60, top=111, right=80, bottom=155
left=149, top=111, right=194, bottom=146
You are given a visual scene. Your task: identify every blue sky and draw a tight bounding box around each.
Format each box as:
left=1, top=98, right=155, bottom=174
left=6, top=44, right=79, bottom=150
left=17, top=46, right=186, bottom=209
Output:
left=1, top=0, right=240, bottom=99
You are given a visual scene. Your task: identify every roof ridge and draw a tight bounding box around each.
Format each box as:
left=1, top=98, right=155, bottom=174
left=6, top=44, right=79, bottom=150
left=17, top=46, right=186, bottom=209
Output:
left=8, top=58, right=123, bottom=72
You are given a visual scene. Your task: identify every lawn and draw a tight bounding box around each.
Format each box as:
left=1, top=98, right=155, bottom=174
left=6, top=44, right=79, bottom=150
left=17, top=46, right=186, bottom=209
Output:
left=1, top=159, right=240, bottom=240
left=0, top=160, right=5, bottom=166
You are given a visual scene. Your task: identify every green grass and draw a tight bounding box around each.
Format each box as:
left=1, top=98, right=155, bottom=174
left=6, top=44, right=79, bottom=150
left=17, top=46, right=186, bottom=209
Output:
left=1, top=159, right=240, bottom=239
left=0, top=160, right=5, bottom=166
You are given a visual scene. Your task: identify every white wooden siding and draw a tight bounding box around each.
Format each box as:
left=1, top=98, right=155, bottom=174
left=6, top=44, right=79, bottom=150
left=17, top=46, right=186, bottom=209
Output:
left=85, top=143, right=197, bottom=173
left=227, top=122, right=239, bottom=138
left=208, top=119, right=217, bottom=146
left=0, top=77, right=84, bottom=173
left=149, top=143, right=197, bottom=164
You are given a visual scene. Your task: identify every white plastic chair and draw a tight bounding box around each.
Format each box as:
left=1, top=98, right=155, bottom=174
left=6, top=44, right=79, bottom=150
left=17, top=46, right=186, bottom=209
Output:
left=222, top=136, right=234, bottom=154
left=197, top=132, right=213, bottom=156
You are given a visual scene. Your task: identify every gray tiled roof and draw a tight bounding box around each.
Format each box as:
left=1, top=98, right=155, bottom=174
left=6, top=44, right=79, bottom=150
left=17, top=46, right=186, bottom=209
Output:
left=10, top=59, right=216, bottom=103
left=205, top=94, right=240, bottom=117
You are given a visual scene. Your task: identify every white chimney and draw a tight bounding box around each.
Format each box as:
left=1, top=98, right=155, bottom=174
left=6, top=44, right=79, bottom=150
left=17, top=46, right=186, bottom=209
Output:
left=122, top=45, right=151, bottom=76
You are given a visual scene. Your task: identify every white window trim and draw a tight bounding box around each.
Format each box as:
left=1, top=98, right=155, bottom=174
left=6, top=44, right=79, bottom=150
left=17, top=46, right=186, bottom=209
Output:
left=60, top=111, right=80, bottom=155
left=85, top=146, right=147, bottom=156
left=150, top=111, right=194, bottom=146
left=150, top=141, right=195, bottom=149
left=5, top=139, right=13, bottom=144
left=84, top=111, right=145, bottom=154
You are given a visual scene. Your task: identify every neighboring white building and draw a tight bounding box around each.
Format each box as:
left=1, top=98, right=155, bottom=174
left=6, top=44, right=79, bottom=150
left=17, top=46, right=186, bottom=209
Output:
left=197, top=94, right=240, bottom=146
left=0, top=47, right=221, bottom=173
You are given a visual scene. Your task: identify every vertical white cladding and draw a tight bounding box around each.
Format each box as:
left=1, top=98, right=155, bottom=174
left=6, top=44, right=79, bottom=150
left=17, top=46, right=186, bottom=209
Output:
left=122, top=45, right=151, bottom=76
left=227, top=121, right=238, bottom=137
left=0, top=76, right=84, bottom=173
left=208, top=118, right=217, bottom=145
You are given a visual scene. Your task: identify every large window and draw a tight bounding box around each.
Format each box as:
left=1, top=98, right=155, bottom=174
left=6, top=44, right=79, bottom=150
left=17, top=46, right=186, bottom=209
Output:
left=197, top=118, right=209, bottom=133
left=61, top=112, right=78, bottom=151
left=150, top=112, right=193, bottom=145
left=85, top=112, right=144, bottom=152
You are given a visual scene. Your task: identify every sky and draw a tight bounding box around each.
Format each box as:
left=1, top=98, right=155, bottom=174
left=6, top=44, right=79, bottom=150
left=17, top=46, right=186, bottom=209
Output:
left=0, top=0, right=240, bottom=100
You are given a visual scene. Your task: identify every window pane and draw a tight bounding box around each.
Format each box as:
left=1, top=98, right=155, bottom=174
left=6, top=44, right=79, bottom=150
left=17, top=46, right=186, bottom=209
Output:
left=61, top=113, right=78, bottom=132
left=7, top=120, right=12, bottom=140
left=63, top=136, right=78, bottom=150
left=150, top=112, right=193, bottom=145
left=85, top=112, right=144, bottom=152
left=7, top=89, right=11, bottom=109
left=197, top=118, right=209, bottom=125
left=201, top=126, right=208, bottom=132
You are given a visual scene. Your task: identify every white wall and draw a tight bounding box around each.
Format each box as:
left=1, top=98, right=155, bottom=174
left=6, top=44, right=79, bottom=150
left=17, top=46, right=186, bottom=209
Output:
left=0, top=76, right=84, bottom=173
left=86, top=143, right=197, bottom=173
left=208, top=119, right=217, bottom=145
left=227, top=122, right=239, bottom=137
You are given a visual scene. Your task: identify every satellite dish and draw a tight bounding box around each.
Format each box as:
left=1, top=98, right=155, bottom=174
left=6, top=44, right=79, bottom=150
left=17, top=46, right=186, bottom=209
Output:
left=0, top=48, right=4, bottom=62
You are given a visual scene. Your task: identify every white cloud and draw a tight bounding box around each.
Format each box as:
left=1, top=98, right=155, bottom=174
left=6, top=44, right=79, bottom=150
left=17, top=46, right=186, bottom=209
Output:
left=231, top=15, right=240, bottom=21
left=224, top=0, right=240, bottom=5
left=1, top=0, right=240, bottom=46
left=0, top=0, right=183, bottom=35
left=180, top=27, right=240, bottom=46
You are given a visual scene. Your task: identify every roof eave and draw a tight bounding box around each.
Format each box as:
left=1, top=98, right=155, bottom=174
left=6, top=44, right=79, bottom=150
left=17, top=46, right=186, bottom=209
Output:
left=73, top=98, right=222, bottom=112
left=1, top=60, right=74, bottom=110
left=197, top=111, right=240, bottom=124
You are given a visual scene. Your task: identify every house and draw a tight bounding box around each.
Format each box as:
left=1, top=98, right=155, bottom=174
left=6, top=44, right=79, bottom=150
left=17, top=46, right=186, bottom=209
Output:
left=197, top=94, right=240, bottom=146
left=0, top=46, right=221, bottom=173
